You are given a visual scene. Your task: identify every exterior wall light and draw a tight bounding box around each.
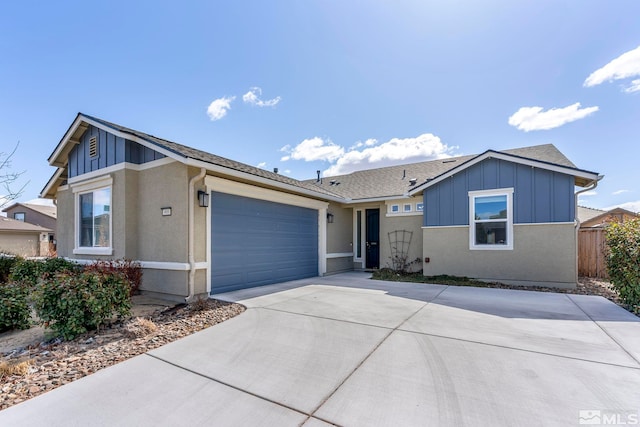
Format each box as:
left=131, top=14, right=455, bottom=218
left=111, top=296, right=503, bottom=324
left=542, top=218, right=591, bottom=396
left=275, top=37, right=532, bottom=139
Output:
left=197, top=190, right=209, bottom=208
left=327, top=213, right=334, bottom=223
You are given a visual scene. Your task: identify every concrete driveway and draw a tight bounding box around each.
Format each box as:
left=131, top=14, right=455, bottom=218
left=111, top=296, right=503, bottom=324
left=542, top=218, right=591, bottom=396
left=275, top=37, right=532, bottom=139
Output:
left=1, top=272, right=639, bottom=426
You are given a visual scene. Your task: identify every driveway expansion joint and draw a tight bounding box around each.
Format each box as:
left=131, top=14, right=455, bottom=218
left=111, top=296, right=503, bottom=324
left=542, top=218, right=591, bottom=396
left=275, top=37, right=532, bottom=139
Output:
left=143, top=353, right=312, bottom=418
left=564, top=294, right=640, bottom=367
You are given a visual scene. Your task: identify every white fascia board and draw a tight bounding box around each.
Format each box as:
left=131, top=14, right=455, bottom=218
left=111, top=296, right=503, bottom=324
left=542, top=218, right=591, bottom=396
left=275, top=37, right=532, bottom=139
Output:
left=79, top=116, right=184, bottom=161
left=191, top=158, right=344, bottom=204
left=48, top=116, right=86, bottom=165
left=49, top=115, right=185, bottom=167
left=40, top=167, right=65, bottom=199
left=408, top=151, right=600, bottom=196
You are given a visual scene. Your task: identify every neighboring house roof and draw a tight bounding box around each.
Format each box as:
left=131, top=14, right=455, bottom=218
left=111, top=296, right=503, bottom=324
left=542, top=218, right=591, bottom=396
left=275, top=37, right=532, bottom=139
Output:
left=2, top=203, right=57, bottom=219
left=577, top=206, right=605, bottom=223
left=41, top=113, right=601, bottom=203
left=579, top=207, right=639, bottom=228
left=0, top=216, right=52, bottom=233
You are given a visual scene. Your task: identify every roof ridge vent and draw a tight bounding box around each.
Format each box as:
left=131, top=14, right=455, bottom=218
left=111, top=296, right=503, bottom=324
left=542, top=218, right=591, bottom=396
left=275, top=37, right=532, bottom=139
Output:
left=409, top=178, right=417, bottom=185
left=442, top=159, right=456, bottom=164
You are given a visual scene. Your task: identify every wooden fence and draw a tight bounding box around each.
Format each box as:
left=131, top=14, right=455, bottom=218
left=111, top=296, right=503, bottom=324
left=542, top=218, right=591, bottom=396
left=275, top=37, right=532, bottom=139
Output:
left=578, top=228, right=608, bottom=278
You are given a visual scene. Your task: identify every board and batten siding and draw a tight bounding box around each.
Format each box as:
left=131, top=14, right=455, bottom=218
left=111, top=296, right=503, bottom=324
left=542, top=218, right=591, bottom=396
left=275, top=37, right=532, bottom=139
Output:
left=68, top=125, right=166, bottom=178
left=423, top=158, right=575, bottom=226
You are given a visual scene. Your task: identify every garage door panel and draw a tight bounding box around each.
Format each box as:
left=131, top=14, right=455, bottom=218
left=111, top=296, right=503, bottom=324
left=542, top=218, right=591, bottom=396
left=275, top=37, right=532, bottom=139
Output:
left=211, top=192, right=319, bottom=293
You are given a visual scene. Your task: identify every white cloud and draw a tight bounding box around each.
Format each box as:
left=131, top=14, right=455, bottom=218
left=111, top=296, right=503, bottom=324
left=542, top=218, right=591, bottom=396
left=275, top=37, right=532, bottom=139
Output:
left=508, top=103, right=599, bottom=132
left=584, top=45, right=640, bottom=91
left=257, top=162, right=267, bottom=169
left=325, top=133, right=453, bottom=176
left=578, top=191, right=598, bottom=197
left=604, top=200, right=640, bottom=213
left=284, top=169, right=291, bottom=174
left=624, top=79, right=640, bottom=93
left=280, top=137, right=345, bottom=163
left=206, top=96, right=235, bottom=121
left=613, top=189, right=630, bottom=195
left=243, top=87, right=281, bottom=107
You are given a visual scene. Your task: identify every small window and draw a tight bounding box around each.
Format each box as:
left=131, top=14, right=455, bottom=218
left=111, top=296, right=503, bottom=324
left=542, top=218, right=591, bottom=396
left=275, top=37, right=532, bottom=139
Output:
left=403, top=204, right=412, bottom=212
left=89, top=136, right=98, bottom=158
left=79, top=187, right=111, bottom=248
left=390, top=204, right=399, bottom=213
left=13, top=212, right=25, bottom=222
left=416, top=203, right=424, bottom=212
left=469, top=188, right=513, bottom=250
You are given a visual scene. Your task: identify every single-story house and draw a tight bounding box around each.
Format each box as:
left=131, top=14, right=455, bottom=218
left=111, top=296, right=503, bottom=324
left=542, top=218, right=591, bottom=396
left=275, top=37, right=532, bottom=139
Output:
left=41, top=113, right=601, bottom=300
left=0, top=216, right=53, bottom=257
left=577, top=206, right=638, bottom=228
left=2, top=202, right=57, bottom=252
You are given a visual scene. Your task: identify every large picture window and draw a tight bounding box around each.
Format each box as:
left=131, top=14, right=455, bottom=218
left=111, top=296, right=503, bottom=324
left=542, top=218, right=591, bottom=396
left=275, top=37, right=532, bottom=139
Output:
left=469, top=188, right=513, bottom=250
left=79, top=188, right=111, bottom=248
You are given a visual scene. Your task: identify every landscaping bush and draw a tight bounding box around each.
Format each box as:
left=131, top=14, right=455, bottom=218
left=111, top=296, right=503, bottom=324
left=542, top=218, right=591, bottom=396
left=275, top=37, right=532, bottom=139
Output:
left=0, top=255, right=19, bottom=283
left=40, top=257, right=80, bottom=277
left=9, top=258, right=41, bottom=286
left=605, top=218, right=640, bottom=314
left=0, top=282, right=31, bottom=332
left=84, top=259, right=142, bottom=295
left=34, top=271, right=131, bottom=340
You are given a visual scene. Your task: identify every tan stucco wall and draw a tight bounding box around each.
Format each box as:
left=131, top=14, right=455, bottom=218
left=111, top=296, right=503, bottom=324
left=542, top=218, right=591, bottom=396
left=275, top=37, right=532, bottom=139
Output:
left=136, top=163, right=189, bottom=263
left=326, top=203, right=353, bottom=254
left=327, top=257, right=353, bottom=274
left=422, top=223, right=577, bottom=287
left=56, top=188, right=74, bottom=257
left=55, top=162, right=199, bottom=298
left=0, top=233, right=40, bottom=257
left=380, top=212, right=423, bottom=272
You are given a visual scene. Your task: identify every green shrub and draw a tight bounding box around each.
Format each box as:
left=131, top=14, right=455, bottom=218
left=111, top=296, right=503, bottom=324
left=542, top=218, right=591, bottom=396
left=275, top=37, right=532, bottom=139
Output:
left=8, top=257, right=79, bottom=287
left=84, top=259, right=142, bottom=295
left=605, top=218, right=640, bottom=314
left=34, top=271, right=131, bottom=340
left=0, top=282, right=31, bottom=332
left=9, top=258, right=41, bottom=286
left=40, top=257, right=79, bottom=277
left=0, top=255, right=20, bottom=283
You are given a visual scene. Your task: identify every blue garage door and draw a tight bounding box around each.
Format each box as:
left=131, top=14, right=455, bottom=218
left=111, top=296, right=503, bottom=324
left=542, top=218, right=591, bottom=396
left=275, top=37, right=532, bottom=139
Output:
left=210, top=192, right=318, bottom=294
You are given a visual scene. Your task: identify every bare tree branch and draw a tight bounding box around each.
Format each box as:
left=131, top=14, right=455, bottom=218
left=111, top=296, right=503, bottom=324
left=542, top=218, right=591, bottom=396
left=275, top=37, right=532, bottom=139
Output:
left=0, top=142, right=29, bottom=209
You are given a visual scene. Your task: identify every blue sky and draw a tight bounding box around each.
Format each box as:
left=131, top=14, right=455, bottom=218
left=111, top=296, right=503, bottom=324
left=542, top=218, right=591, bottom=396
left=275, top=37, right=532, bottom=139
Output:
left=1, top=1, right=639, bottom=212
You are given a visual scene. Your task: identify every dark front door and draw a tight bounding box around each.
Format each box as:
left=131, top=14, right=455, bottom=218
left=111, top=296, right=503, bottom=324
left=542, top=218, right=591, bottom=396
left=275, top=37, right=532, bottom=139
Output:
left=365, top=208, right=380, bottom=269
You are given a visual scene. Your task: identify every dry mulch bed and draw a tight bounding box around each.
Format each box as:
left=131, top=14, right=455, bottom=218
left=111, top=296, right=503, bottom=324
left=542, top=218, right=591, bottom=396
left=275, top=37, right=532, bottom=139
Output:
left=1, top=299, right=245, bottom=411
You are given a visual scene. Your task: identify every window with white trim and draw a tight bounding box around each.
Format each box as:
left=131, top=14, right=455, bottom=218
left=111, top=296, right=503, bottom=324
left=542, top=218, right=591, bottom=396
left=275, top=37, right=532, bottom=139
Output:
left=390, top=204, right=399, bottom=213
left=416, top=202, right=424, bottom=212
left=469, top=188, right=513, bottom=250
left=79, top=187, right=111, bottom=249
left=13, top=212, right=25, bottom=222
left=403, top=204, right=412, bottom=212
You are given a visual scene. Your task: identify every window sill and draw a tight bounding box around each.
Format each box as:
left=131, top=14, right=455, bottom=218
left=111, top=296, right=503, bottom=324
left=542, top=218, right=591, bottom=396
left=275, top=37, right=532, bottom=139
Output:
left=469, top=245, right=513, bottom=251
left=73, top=247, right=113, bottom=256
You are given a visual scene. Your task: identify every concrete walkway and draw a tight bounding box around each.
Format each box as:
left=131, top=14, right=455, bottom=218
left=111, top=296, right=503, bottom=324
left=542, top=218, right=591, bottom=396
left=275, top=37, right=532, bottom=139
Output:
left=1, top=272, right=639, bottom=426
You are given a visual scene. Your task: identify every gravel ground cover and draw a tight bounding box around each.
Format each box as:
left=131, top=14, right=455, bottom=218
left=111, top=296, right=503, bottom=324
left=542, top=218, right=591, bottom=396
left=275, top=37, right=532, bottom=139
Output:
left=1, top=299, right=245, bottom=410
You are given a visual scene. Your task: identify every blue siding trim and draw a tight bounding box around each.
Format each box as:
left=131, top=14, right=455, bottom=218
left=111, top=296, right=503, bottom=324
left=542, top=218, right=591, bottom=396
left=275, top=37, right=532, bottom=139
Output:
left=67, top=125, right=166, bottom=178
left=423, top=158, right=575, bottom=226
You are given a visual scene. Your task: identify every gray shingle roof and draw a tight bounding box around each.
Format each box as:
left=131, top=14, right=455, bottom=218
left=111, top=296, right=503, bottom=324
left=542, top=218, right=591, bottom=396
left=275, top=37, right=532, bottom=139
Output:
left=0, top=216, right=52, bottom=232
left=303, top=144, right=579, bottom=200
left=53, top=115, right=591, bottom=203
left=82, top=114, right=343, bottom=199
left=2, top=203, right=57, bottom=218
